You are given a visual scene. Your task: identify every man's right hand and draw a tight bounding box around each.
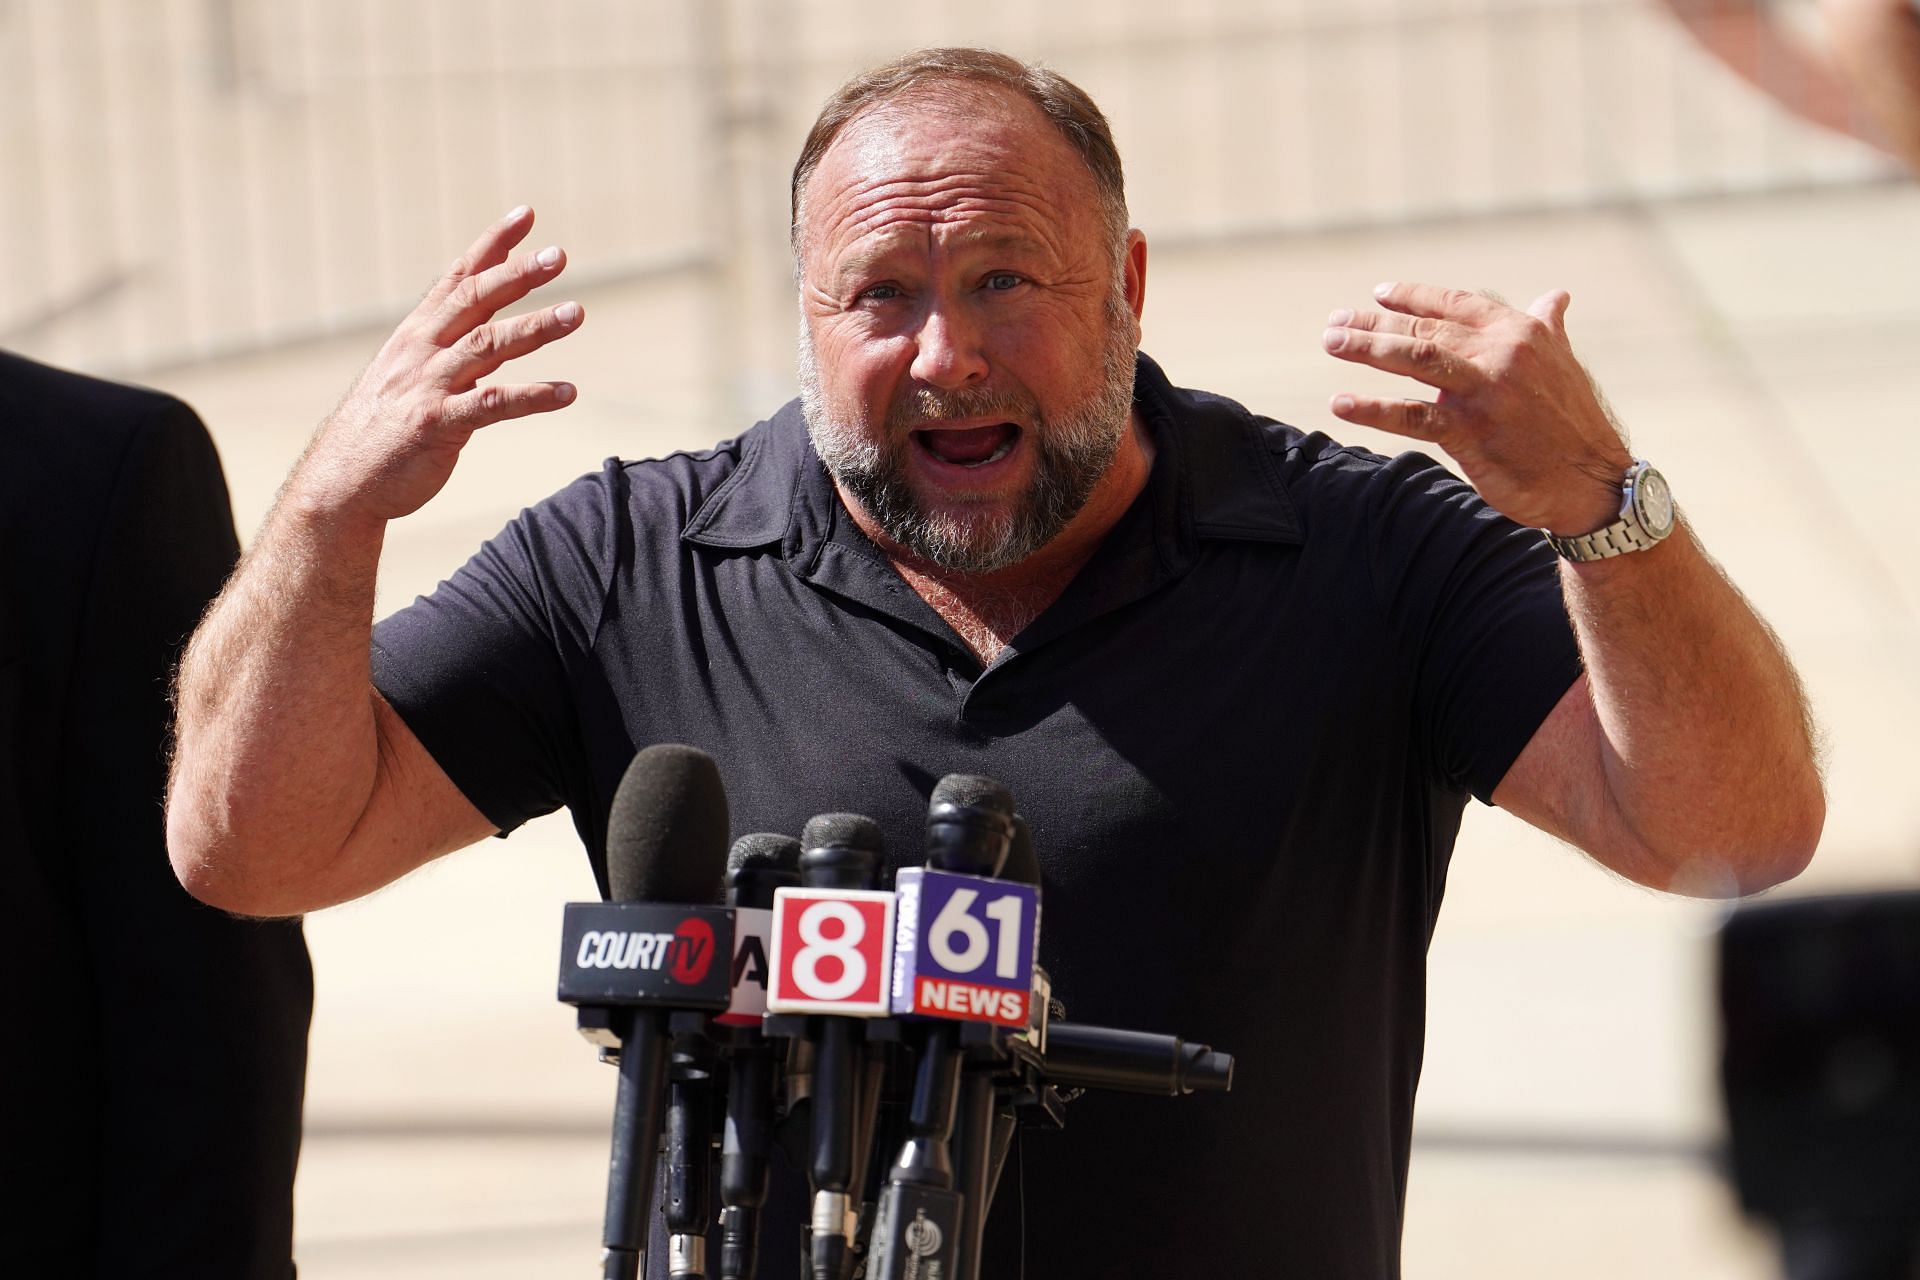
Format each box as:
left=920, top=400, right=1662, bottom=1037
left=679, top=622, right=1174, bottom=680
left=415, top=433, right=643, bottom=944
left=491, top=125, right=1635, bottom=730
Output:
left=294, top=205, right=585, bottom=525
left=168, top=206, right=585, bottom=917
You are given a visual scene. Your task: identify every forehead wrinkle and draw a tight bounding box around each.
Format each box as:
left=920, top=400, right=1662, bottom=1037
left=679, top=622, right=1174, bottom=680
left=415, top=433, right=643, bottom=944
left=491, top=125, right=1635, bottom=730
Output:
left=828, top=183, right=1072, bottom=269
left=828, top=166, right=1055, bottom=223
left=801, top=88, right=1108, bottom=282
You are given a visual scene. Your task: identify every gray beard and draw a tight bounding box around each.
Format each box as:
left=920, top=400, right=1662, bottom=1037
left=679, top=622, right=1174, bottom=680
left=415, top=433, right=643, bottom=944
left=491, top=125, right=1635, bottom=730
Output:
left=798, top=299, right=1139, bottom=575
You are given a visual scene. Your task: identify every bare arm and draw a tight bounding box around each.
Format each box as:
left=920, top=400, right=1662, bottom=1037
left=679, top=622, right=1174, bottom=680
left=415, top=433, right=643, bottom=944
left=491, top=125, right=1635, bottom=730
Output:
left=1820, top=0, right=1920, bottom=173
left=1322, top=283, right=1824, bottom=896
left=1659, top=0, right=1920, bottom=173
left=167, top=207, right=586, bottom=917
left=1656, top=0, right=1866, bottom=140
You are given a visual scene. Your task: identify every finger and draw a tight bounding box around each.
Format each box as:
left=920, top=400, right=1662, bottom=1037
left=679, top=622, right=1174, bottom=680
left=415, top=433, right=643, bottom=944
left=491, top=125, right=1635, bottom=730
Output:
left=428, top=244, right=568, bottom=347
left=436, top=300, right=586, bottom=388
left=1329, top=392, right=1446, bottom=443
left=1321, top=325, right=1477, bottom=393
left=442, top=380, right=579, bottom=433
left=1526, top=288, right=1572, bottom=334
left=421, top=206, right=535, bottom=313
left=1326, top=307, right=1463, bottom=345
left=1371, top=281, right=1507, bottom=325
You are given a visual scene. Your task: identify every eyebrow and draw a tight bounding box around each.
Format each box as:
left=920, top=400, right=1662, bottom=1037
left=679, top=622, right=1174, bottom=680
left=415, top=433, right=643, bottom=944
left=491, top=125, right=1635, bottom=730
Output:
left=827, top=224, right=1049, bottom=289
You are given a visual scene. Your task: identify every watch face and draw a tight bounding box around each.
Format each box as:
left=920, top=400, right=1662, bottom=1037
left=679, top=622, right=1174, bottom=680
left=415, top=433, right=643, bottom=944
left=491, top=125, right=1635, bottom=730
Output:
left=1634, top=468, right=1676, bottom=537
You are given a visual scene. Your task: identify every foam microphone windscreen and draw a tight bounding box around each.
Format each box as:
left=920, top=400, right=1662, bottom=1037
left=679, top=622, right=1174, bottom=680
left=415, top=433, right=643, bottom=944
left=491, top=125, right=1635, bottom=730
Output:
left=605, top=744, right=730, bottom=903
left=727, top=832, right=803, bottom=878
left=929, top=773, right=1014, bottom=817
left=800, top=812, right=887, bottom=854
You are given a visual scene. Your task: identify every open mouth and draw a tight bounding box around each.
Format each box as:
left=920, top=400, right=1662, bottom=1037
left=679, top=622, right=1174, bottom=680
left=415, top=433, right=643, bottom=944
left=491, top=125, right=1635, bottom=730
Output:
left=912, top=423, right=1020, bottom=468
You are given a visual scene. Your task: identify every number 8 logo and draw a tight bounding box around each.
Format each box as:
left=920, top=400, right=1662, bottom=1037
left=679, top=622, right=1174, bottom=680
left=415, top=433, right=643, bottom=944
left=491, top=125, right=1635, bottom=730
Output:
left=768, top=887, right=894, bottom=1015
left=792, top=900, right=867, bottom=1002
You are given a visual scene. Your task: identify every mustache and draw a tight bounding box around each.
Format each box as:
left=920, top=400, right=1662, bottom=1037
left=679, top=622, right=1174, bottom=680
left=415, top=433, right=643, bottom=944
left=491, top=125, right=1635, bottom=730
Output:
left=885, top=383, right=1038, bottom=432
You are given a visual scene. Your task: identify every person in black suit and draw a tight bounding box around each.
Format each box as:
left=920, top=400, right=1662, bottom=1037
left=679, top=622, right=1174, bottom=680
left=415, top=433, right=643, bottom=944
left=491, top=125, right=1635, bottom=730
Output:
left=0, top=350, right=313, bottom=1277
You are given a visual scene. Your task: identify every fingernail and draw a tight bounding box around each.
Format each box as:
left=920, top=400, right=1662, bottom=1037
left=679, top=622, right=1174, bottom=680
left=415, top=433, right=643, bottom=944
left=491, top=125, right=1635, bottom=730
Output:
left=1373, top=282, right=1394, bottom=298
left=507, top=204, right=529, bottom=220
left=1328, top=308, right=1353, bottom=326
left=555, top=383, right=576, bottom=404
left=1322, top=328, right=1347, bottom=352
left=555, top=301, right=582, bottom=326
left=536, top=245, right=561, bottom=268
left=1332, top=395, right=1356, bottom=414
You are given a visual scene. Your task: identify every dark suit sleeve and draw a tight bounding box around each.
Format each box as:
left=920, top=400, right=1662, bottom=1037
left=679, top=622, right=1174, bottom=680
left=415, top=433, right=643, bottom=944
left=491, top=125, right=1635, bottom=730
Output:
left=62, top=397, right=313, bottom=1279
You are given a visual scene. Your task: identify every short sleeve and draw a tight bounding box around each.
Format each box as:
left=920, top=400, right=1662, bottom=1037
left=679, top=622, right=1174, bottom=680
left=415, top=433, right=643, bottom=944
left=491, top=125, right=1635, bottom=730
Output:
left=1363, top=452, right=1582, bottom=803
left=371, top=464, right=621, bottom=834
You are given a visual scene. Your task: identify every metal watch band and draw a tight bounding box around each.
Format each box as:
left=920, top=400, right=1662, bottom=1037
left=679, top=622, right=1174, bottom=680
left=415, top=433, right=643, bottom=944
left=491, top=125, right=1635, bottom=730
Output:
left=1543, top=460, right=1673, bottom=563
left=1545, top=521, right=1659, bottom=562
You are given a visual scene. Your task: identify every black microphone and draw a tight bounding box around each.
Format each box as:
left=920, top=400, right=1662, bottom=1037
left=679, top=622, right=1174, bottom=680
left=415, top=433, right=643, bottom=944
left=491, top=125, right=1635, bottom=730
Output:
left=980, top=813, right=1042, bottom=1223
left=1039, top=1024, right=1235, bottom=1095
left=586, top=745, right=731, bottom=1280
left=870, top=776, right=1018, bottom=1280
left=922, top=774, right=1014, bottom=877
left=1001, top=813, right=1038, bottom=887
left=663, top=1045, right=714, bottom=1278
left=796, top=813, right=889, bottom=1280
left=715, top=834, right=802, bottom=1280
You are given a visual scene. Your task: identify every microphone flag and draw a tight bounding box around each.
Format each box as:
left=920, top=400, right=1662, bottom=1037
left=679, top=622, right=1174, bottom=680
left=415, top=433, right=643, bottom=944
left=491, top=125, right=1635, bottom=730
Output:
left=890, top=868, right=1039, bottom=1028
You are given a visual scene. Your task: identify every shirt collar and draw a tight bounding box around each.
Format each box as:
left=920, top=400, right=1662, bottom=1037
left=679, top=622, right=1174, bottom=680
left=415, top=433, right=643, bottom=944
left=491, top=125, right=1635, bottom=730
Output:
left=681, top=351, right=1304, bottom=557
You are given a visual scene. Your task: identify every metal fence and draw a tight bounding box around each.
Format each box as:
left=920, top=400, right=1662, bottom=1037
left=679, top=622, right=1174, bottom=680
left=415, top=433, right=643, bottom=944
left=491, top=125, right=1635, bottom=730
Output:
left=0, top=0, right=1896, bottom=377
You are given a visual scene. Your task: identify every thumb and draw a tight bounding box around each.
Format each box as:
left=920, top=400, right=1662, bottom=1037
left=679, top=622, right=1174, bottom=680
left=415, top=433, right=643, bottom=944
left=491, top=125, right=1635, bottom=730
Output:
left=1527, top=288, right=1572, bottom=333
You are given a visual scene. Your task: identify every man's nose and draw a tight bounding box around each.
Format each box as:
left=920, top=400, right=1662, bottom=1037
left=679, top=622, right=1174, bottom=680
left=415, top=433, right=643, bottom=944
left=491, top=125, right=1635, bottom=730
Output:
left=908, top=301, right=989, bottom=390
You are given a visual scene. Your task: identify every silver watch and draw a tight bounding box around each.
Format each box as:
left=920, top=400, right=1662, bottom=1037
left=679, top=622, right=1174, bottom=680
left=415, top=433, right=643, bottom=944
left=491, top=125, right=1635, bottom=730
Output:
left=1544, top=460, right=1676, bottom=562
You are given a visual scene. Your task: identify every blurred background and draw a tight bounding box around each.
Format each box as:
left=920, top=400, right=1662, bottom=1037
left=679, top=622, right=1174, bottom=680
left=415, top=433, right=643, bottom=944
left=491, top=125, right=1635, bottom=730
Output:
left=5, top=0, right=1917, bottom=1275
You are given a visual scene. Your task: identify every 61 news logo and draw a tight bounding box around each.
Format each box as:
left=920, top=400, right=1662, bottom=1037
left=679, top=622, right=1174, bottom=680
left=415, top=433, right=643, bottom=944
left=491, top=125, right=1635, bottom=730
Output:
left=891, top=868, right=1039, bottom=1028
left=766, top=887, right=898, bottom=1016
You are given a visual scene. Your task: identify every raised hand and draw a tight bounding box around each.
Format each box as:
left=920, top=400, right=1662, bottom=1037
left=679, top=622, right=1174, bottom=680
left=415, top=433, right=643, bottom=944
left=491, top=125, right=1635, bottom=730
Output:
left=1321, top=282, right=1634, bottom=536
left=295, top=205, right=585, bottom=525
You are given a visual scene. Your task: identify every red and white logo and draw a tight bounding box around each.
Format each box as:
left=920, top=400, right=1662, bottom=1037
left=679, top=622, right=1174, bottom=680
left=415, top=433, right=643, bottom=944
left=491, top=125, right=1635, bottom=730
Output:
left=767, top=887, right=896, bottom=1016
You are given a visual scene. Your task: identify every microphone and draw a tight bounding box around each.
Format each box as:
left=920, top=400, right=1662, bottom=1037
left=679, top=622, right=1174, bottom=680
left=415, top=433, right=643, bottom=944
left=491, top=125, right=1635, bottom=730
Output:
left=872, top=777, right=1029, bottom=1280
left=1001, top=813, right=1038, bottom=886
left=715, top=834, right=802, bottom=1280
left=981, top=813, right=1044, bottom=1226
left=922, top=774, right=1014, bottom=876
left=768, top=814, right=894, bottom=1280
left=1039, top=1025, right=1235, bottom=1095
left=561, top=744, right=731, bottom=1280
left=663, top=1041, right=714, bottom=1279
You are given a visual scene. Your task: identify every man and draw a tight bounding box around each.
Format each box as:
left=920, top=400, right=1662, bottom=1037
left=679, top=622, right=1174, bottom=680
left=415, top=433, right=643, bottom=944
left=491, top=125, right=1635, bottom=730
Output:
left=167, top=48, right=1822, bottom=1277
left=2, top=351, right=311, bottom=1277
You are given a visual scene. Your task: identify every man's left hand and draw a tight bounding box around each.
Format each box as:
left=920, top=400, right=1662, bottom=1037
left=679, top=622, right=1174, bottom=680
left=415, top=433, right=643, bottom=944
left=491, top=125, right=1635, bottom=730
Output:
left=1322, top=282, right=1635, bottom=537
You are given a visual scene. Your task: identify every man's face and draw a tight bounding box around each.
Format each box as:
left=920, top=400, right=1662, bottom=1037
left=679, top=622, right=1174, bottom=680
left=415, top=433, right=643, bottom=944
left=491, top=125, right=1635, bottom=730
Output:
left=796, top=85, right=1143, bottom=574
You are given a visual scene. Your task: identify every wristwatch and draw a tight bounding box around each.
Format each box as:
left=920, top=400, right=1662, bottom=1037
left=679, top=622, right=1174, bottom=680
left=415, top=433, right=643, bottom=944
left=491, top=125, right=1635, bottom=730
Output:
left=1544, top=460, right=1676, bottom=562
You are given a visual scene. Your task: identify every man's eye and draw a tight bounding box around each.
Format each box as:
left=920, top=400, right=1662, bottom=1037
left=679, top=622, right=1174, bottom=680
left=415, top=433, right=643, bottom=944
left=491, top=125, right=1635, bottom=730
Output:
left=859, top=284, right=902, bottom=302
left=983, top=273, right=1023, bottom=292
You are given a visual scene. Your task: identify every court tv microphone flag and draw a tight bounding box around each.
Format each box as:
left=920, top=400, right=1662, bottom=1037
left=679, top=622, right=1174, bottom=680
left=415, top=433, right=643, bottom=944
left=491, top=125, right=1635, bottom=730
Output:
left=555, top=744, right=733, bottom=1280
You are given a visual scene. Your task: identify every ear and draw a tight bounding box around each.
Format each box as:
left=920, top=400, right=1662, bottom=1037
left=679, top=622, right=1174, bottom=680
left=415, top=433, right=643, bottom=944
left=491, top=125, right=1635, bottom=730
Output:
left=1123, top=229, right=1148, bottom=333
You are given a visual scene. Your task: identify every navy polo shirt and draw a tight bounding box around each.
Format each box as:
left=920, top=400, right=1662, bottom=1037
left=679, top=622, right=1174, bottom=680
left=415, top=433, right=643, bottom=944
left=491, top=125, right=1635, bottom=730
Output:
left=372, top=352, right=1581, bottom=1277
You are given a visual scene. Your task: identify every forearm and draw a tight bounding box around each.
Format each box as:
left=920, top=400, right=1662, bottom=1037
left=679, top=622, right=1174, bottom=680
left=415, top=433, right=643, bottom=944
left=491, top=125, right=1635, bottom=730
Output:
left=166, top=484, right=388, bottom=914
left=167, top=208, right=581, bottom=914
left=1561, top=523, right=1824, bottom=892
left=1821, top=0, right=1920, bottom=174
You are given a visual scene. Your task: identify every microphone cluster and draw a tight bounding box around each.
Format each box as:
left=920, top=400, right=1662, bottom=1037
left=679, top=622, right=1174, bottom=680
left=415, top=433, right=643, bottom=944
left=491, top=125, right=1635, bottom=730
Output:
left=557, top=745, right=1235, bottom=1280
